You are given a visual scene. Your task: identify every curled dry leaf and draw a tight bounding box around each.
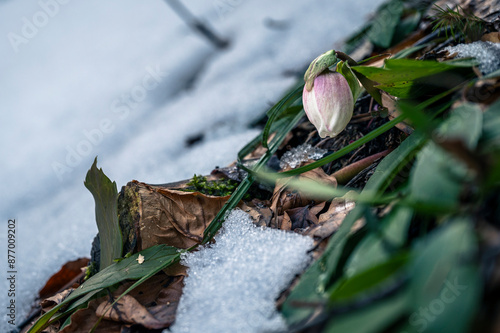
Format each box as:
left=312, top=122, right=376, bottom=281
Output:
left=464, top=76, right=500, bottom=106
left=95, top=274, right=183, bottom=329
left=239, top=199, right=273, bottom=227
left=96, top=295, right=166, bottom=329
left=40, top=326, right=60, bottom=333
left=40, top=288, right=74, bottom=313
left=305, top=198, right=357, bottom=240
left=333, top=149, right=392, bottom=185
left=270, top=166, right=337, bottom=229
left=282, top=202, right=326, bottom=231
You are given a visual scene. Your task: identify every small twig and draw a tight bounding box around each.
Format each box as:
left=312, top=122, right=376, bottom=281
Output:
left=314, top=137, right=331, bottom=148
left=164, top=0, right=229, bottom=49
left=333, top=149, right=392, bottom=185
left=346, top=145, right=365, bottom=165
left=351, top=116, right=373, bottom=124
left=352, top=112, right=372, bottom=119
left=368, top=97, right=374, bottom=114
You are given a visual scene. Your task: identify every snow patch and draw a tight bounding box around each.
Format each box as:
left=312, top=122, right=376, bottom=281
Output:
left=445, top=41, right=500, bottom=75
left=280, top=143, right=327, bottom=169
left=168, top=209, right=314, bottom=333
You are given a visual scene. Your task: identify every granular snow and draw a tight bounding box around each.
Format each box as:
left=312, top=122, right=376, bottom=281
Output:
left=445, top=41, right=500, bottom=75
left=279, top=143, right=328, bottom=169
left=168, top=209, right=314, bottom=333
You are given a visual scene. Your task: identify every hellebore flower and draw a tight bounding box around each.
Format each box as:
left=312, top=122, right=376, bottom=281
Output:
left=302, top=71, right=354, bottom=138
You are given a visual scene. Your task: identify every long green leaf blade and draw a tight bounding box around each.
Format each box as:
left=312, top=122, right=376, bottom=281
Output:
left=261, top=84, right=303, bottom=148
left=27, top=245, right=180, bottom=333
left=84, top=158, right=122, bottom=269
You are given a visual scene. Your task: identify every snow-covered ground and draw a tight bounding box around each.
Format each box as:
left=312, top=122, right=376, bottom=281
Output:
left=0, top=0, right=384, bottom=330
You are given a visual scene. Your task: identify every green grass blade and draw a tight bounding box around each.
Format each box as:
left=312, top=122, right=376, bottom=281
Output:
left=261, top=85, right=303, bottom=148
left=362, top=132, right=426, bottom=195
left=237, top=105, right=303, bottom=162
left=27, top=245, right=180, bottom=333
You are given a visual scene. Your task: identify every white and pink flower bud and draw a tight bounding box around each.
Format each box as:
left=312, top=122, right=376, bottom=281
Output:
left=302, top=71, right=354, bottom=138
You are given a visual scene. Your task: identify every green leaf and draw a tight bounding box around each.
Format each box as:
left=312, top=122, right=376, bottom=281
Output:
left=484, top=68, right=500, bottom=79
left=352, top=59, right=475, bottom=98
left=261, top=84, right=303, bottom=148
left=405, top=218, right=481, bottom=333
left=393, top=44, right=428, bottom=60
left=363, top=132, right=426, bottom=195
left=345, top=206, right=413, bottom=275
left=238, top=105, right=303, bottom=162
left=408, top=103, right=482, bottom=208
left=27, top=245, right=181, bottom=333
left=396, top=101, right=436, bottom=134
left=252, top=167, right=354, bottom=200
left=323, top=218, right=480, bottom=333
left=391, top=11, right=422, bottom=45
left=351, top=59, right=457, bottom=83
left=84, top=157, right=122, bottom=269
left=328, top=252, right=409, bottom=303
left=479, top=98, right=500, bottom=152
left=337, top=61, right=363, bottom=101
left=325, top=291, right=409, bottom=333
left=438, top=103, right=483, bottom=149
left=366, top=0, right=404, bottom=48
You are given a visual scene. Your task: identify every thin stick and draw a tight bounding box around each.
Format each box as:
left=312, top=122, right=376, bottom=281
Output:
left=164, top=0, right=229, bottom=49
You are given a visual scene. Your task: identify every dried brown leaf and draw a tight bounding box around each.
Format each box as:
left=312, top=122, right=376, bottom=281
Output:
left=239, top=199, right=273, bottom=227
left=282, top=202, right=326, bottom=231
left=464, top=77, right=500, bottom=106
left=306, top=199, right=357, bottom=240
left=59, top=299, right=121, bottom=333
left=40, top=289, right=74, bottom=313
left=120, top=181, right=230, bottom=251
left=270, top=167, right=336, bottom=229
left=39, top=258, right=89, bottom=299
left=96, top=295, right=166, bottom=329
left=60, top=273, right=183, bottom=332
left=481, top=32, right=500, bottom=43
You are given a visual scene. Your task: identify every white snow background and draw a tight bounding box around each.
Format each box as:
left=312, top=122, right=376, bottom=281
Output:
left=0, top=0, right=384, bottom=330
